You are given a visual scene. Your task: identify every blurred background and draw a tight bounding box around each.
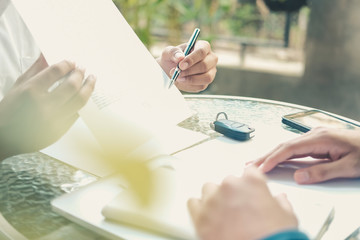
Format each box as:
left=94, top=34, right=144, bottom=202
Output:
left=113, top=0, right=360, bottom=120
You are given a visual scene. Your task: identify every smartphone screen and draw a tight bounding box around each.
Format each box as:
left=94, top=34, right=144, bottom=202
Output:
left=282, top=110, right=360, bottom=132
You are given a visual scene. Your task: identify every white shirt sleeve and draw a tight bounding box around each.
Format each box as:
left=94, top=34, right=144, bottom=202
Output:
left=0, top=1, right=40, bottom=100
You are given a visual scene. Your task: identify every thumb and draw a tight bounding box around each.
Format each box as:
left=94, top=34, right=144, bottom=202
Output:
left=163, top=46, right=185, bottom=64
left=16, top=54, right=48, bottom=86
left=294, top=156, right=357, bottom=184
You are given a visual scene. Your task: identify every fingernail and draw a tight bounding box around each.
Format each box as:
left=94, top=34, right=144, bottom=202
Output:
left=78, top=65, right=86, bottom=73
left=295, top=171, right=310, bottom=183
left=175, top=52, right=183, bottom=60
left=89, top=74, right=96, bottom=80
left=180, top=62, right=188, bottom=70
left=66, top=60, right=76, bottom=68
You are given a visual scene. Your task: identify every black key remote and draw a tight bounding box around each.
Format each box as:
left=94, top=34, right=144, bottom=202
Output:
left=211, top=119, right=255, bottom=141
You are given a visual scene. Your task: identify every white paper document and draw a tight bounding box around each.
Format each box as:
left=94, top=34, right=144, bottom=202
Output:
left=11, top=0, right=204, bottom=176
left=12, top=0, right=189, bottom=124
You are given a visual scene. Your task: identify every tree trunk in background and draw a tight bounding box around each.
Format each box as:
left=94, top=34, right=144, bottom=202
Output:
left=298, top=0, right=360, bottom=120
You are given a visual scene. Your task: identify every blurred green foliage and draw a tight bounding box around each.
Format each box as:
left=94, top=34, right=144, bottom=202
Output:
left=112, top=0, right=284, bottom=47
left=228, top=3, right=262, bottom=38
left=112, top=0, right=164, bottom=46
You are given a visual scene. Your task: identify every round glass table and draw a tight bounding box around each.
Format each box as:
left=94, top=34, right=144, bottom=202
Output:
left=0, top=95, right=357, bottom=240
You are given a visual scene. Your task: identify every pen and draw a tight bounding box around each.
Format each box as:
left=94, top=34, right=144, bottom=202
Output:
left=168, top=28, right=201, bottom=89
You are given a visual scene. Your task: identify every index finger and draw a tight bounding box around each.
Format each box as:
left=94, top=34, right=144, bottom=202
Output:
left=257, top=133, right=331, bottom=173
left=179, top=41, right=211, bottom=70
left=250, top=129, right=314, bottom=167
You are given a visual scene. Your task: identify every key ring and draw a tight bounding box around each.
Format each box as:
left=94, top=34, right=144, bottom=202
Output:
left=215, top=112, right=228, bottom=121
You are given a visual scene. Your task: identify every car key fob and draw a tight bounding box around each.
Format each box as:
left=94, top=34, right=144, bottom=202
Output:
left=210, top=112, right=255, bottom=141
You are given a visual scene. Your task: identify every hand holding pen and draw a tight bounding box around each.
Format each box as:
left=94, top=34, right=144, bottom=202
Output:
left=157, top=28, right=218, bottom=92
left=168, top=28, right=201, bottom=89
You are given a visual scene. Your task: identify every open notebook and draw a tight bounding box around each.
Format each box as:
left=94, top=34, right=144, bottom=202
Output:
left=52, top=160, right=334, bottom=240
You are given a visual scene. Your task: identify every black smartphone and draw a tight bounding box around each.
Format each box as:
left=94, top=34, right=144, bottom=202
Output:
left=282, top=109, right=360, bottom=133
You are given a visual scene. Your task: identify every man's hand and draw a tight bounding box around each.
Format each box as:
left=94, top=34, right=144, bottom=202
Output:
left=158, top=40, right=218, bottom=93
left=188, top=167, right=298, bottom=240
left=252, top=127, right=360, bottom=184
left=0, top=54, right=96, bottom=160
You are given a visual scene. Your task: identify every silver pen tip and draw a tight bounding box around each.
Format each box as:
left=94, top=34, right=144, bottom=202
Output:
left=168, top=69, right=180, bottom=89
left=168, top=79, right=175, bottom=89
